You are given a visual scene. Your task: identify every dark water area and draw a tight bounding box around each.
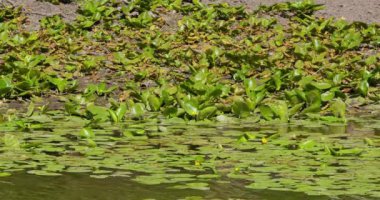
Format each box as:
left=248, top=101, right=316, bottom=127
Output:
left=0, top=173, right=373, bottom=200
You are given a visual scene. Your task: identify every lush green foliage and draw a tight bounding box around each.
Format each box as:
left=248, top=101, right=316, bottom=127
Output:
left=0, top=1, right=379, bottom=197
left=0, top=0, right=379, bottom=123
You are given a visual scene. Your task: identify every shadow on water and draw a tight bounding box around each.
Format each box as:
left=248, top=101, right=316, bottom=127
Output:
left=0, top=173, right=365, bottom=200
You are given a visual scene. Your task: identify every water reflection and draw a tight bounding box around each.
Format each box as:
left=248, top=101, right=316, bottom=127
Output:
left=0, top=173, right=358, bottom=200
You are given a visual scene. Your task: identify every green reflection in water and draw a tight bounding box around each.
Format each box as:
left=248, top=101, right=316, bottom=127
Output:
left=0, top=114, right=379, bottom=199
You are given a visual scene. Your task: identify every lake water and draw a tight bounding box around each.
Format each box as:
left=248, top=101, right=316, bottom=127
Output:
left=0, top=173, right=376, bottom=200
left=0, top=114, right=379, bottom=199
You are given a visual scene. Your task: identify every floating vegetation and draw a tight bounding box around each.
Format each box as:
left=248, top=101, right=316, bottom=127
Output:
left=0, top=113, right=380, bottom=197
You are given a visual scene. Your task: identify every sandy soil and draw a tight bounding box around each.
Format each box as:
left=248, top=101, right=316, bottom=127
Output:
left=1, top=0, right=379, bottom=31
left=204, top=0, right=380, bottom=24
left=0, top=0, right=78, bottom=30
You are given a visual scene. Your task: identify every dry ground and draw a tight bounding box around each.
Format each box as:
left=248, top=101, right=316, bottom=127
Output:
left=204, top=0, right=380, bottom=24
left=0, top=0, right=379, bottom=31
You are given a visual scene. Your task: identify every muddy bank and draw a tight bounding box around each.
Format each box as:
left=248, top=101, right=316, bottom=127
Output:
left=2, top=0, right=379, bottom=31
left=1, top=0, right=77, bottom=30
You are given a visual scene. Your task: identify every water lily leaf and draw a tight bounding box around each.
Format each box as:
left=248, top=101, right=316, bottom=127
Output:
left=81, top=20, right=95, bottom=28
left=259, top=105, right=274, bottom=120
left=86, top=104, right=109, bottom=121
left=206, top=86, right=223, bottom=99
left=289, top=103, right=304, bottom=116
left=298, top=76, right=314, bottom=88
left=320, top=116, right=345, bottom=122
left=300, top=140, right=316, bottom=150
left=312, top=38, right=324, bottom=52
left=192, top=0, right=205, bottom=8
left=25, top=102, right=35, bottom=117
left=198, top=106, right=217, bottom=120
left=311, top=82, right=331, bottom=90
left=321, top=90, right=335, bottom=102
left=364, top=138, right=374, bottom=146
left=130, top=103, right=145, bottom=118
left=330, top=98, right=346, bottom=118
left=246, top=182, right=269, bottom=190
left=87, top=139, right=97, bottom=147
left=324, top=145, right=333, bottom=155
left=90, top=175, right=109, bottom=179
left=294, top=44, right=308, bottom=57
left=244, top=132, right=256, bottom=140
left=2, top=134, right=20, bottom=148
left=295, top=88, right=307, bottom=101
left=333, top=73, right=343, bottom=85
left=244, top=78, right=256, bottom=96
left=272, top=71, right=282, bottom=91
left=303, top=90, right=321, bottom=113
left=48, top=77, right=68, bottom=93
left=335, top=148, right=364, bottom=156
left=232, top=100, right=250, bottom=118
left=192, top=69, right=209, bottom=84
left=342, top=31, right=363, bottom=50
left=116, top=103, right=127, bottom=121
left=365, top=55, right=377, bottom=65
left=237, top=135, right=248, bottom=143
left=80, top=128, right=95, bottom=139
left=148, top=95, right=162, bottom=111
left=174, top=182, right=210, bottom=190
left=163, top=107, right=178, bottom=118
left=269, top=100, right=288, bottom=122
left=108, top=110, right=118, bottom=123
left=362, top=69, right=372, bottom=81
left=27, top=170, right=61, bottom=176
left=0, top=172, right=11, bottom=177
left=181, top=99, right=199, bottom=117
left=0, top=76, right=12, bottom=96
left=65, top=102, right=81, bottom=116
left=358, top=80, right=369, bottom=96
left=206, top=46, right=222, bottom=65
